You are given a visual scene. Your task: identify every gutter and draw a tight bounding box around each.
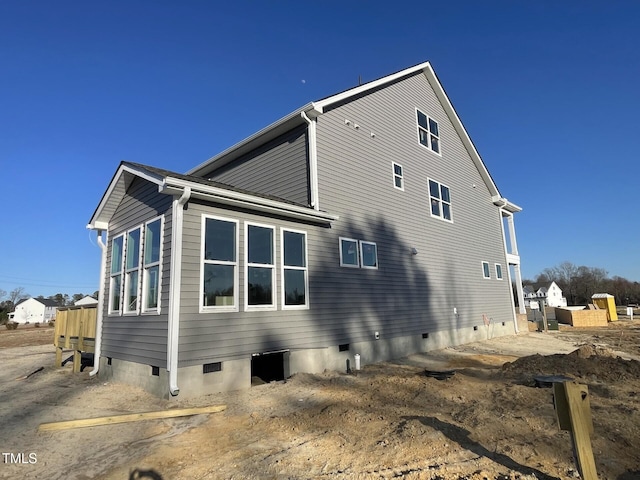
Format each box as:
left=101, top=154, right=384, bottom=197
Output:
left=90, top=230, right=107, bottom=377
left=167, top=187, right=191, bottom=396
left=300, top=110, right=320, bottom=210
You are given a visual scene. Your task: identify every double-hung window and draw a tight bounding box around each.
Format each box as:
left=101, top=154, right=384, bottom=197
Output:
left=417, top=109, right=440, bottom=154
left=429, top=179, right=452, bottom=221
left=495, top=263, right=503, bottom=280
left=392, top=162, right=404, bottom=190
left=124, top=228, right=141, bottom=313
left=202, top=216, right=238, bottom=311
left=246, top=223, right=276, bottom=309
left=282, top=229, right=308, bottom=309
left=482, top=261, right=491, bottom=279
left=142, top=218, right=162, bottom=312
left=109, top=235, right=124, bottom=314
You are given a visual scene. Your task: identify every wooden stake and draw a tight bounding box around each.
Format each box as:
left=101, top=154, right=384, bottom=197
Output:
left=553, top=382, right=597, bottom=480
left=39, top=405, right=226, bottom=432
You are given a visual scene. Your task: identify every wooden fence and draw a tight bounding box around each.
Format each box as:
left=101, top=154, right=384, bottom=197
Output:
left=53, top=305, right=97, bottom=372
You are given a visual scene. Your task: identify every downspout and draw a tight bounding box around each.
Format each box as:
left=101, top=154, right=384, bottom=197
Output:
left=167, top=186, right=191, bottom=396
left=90, top=229, right=107, bottom=376
left=301, top=111, right=320, bottom=211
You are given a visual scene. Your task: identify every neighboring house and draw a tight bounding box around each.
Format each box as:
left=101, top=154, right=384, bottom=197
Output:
left=9, top=298, right=58, bottom=324
left=87, top=61, right=525, bottom=398
left=74, top=295, right=99, bottom=306
left=522, top=281, right=567, bottom=308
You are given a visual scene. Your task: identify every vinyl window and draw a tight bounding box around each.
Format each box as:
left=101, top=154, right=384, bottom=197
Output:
left=417, top=109, right=440, bottom=154
left=495, top=263, right=503, bottom=280
left=429, top=179, right=452, bottom=222
left=339, top=237, right=359, bottom=267
left=202, top=216, right=238, bottom=311
left=359, top=241, right=378, bottom=269
left=392, top=162, right=404, bottom=190
left=142, top=218, right=163, bottom=313
left=109, top=235, right=124, bottom=314
left=482, top=261, right=491, bottom=279
left=245, top=223, right=276, bottom=310
left=282, top=229, right=308, bottom=309
left=124, top=228, right=142, bottom=313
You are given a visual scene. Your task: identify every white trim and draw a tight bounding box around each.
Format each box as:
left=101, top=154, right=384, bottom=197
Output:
left=339, top=237, right=360, bottom=268
left=482, top=261, right=491, bottom=279
left=416, top=108, right=442, bottom=156
left=141, top=216, right=164, bottom=315
left=200, top=214, right=239, bottom=313
left=301, top=111, right=320, bottom=210
left=245, top=222, right=277, bottom=311
left=123, top=226, right=143, bottom=315
left=281, top=228, right=309, bottom=310
left=359, top=240, right=379, bottom=270
left=495, top=263, right=503, bottom=280
left=392, top=162, right=404, bottom=191
left=108, top=234, right=125, bottom=315
left=428, top=178, right=453, bottom=223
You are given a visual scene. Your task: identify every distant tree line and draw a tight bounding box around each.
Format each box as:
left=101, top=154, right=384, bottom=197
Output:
left=521, top=261, right=640, bottom=306
left=0, top=288, right=98, bottom=323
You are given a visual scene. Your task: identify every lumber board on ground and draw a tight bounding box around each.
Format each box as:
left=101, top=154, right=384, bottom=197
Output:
left=39, top=405, right=226, bottom=432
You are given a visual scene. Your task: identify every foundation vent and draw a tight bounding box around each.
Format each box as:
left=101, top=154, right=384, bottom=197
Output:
left=339, top=343, right=350, bottom=352
left=422, top=333, right=429, bottom=339
left=203, top=362, right=222, bottom=374
left=151, top=366, right=160, bottom=376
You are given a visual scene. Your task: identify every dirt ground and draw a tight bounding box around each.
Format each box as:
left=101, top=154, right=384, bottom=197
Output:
left=1, top=320, right=639, bottom=480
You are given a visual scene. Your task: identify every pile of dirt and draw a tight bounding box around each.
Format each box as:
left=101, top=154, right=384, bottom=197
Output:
left=500, top=344, right=640, bottom=383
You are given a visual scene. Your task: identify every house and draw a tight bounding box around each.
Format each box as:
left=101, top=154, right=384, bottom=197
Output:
left=522, top=281, right=567, bottom=308
left=87, top=61, right=525, bottom=398
left=9, top=298, right=58, bottom=324
left=74, top=295, right=99, bottom=306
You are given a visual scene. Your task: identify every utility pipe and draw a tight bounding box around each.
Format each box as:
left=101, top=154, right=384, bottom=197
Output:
left=90, top=230, right=107, bottom=377
left=301, top=111, right=320, bottom=210
left=167, top=187, right=191, bottom=396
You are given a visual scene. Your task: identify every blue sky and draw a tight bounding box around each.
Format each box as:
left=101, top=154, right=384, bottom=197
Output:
left=1, top=1, right=639, bottom=298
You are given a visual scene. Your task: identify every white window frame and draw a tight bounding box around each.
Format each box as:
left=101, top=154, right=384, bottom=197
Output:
left=495, top=263, right=503, bottom=281
left=108, top=234, right=125, bottom=315
left=123, top=226, right=143, bottom=315
left=281, top=228, right=309, bottom=310
left=245, top=222, right=276, bottom=311
left=359, top=240, right=379, bottom=270
left=200, top=214, right=239, bottom=313
left=428, top=178, right=453, bottom=222
left=392, top=162, right=404, bottom=191
left=141, top=216, right=164, bottom=314
left=416, top=108, right=441, bottom=155
left=339, top=237, right=360, bottom=268
left=482, top=261, right=491, bottom=279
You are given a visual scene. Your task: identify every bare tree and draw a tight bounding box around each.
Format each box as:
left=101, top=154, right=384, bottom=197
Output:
left=9, top=287, right=29, bottom=307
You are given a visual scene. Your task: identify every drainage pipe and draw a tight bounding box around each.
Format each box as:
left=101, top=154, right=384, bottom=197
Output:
left=301, top=111, right=320, bottom=210
left=90, top=230, right=107, bottom=377
left=167, top=187, right=191, bottom=396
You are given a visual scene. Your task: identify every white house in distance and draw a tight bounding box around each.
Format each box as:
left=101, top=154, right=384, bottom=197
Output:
left=9, top=298, right=58, bottom=324
left=523, top=281, right=567, bottom=308
left=74, top=295, right=99, bottom=306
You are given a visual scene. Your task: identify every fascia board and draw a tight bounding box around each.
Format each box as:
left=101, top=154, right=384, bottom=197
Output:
left=186, top=102, right=316, bottom=177
left=87, top=163, right=165, bottom=230
left=162, top=177, right=338, bottom=225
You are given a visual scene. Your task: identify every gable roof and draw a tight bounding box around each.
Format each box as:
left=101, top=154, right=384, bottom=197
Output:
left=187, top=61, right=520, bottom=213
left=16, top=297, right=58, bottom=307
left=88, top=162, right=338, bottom=230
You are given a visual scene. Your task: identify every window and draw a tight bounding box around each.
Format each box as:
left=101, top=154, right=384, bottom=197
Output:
left=202, top=216, right=238, bottom=311
left=246, top=223, right=276, bottom=309
left=482, top=261, right=491, bottom=279
left=339, top=237, right=359, bottom=267
left=359, top=241, right=378, bottom=269
left=142, top=218, right=162, bottom=313
left=392, top=162, right=404, bottom=190
left=109, top=235, right=124, bottom=314
left=282, top=229, right=308, bottom=309
left=495, top=263, right=503, bottom=280
left=417, top=109, right=440, bottom=154
left=429, top=179, right=452, bottom=221
left=124, top=228, right=141, bottom=313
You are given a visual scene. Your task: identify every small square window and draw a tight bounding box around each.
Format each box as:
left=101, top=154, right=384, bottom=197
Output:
left=360, top=241, right=378, bottom=269
left=340, top=238, right=359, bottom=267
left=482, top=261, right=491, bottom=279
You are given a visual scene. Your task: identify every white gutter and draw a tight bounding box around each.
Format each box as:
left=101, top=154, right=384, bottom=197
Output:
left=167, top=187, right=191, bottom=396
left=300, top=111, right=320, bottom=210
left=90, top=229, right=107, bottom=377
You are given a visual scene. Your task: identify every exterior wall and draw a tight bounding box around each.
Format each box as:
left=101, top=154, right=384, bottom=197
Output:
left=313, top=71, right=515, bottom=339
left=204, top=125, right=310, bottom=206
left=102, top=177, right=173, bottom=368
left=10, top=298, right=48, bottom=324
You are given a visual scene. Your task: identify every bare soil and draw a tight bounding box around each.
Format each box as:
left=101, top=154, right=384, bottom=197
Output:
left=1, top=321, right=639, bottom=480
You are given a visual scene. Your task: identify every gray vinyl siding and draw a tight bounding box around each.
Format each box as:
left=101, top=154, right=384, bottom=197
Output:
left=312, top=71, right=513, bottom=338
left=102, top=178, right=172, bottom=368
left=177, top=200, right=338, bottom=366
left=204, top=125, right=310, bottom=206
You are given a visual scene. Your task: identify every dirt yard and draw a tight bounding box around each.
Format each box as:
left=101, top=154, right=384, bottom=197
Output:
left=1, top=321, right=639, bottom=480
